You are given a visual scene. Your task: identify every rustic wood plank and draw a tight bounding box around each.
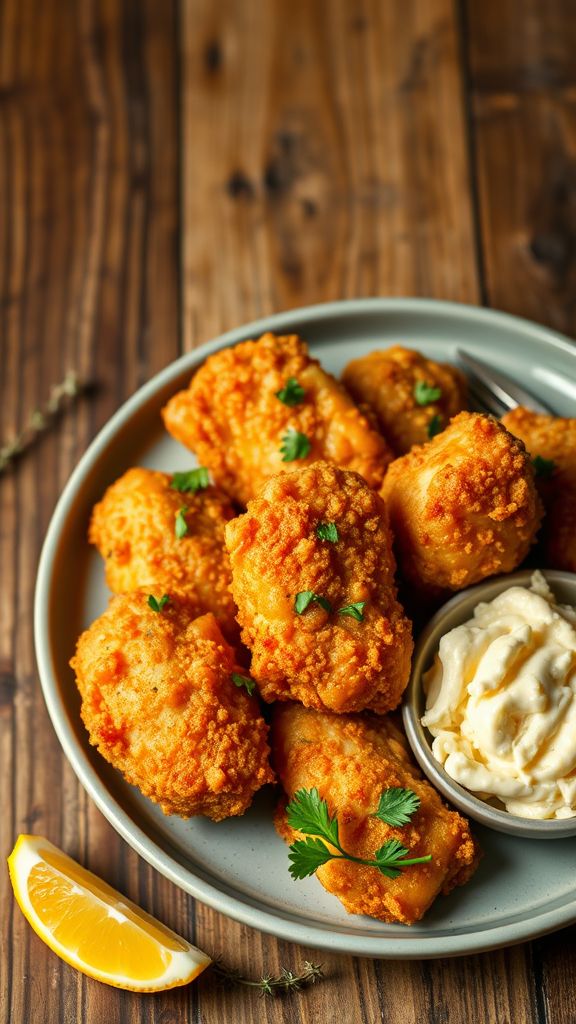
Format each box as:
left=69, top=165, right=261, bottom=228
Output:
left=466, top=0, right=576, bottom=336
left=532, top=926, right=576, bottom=1024
left=181, top=0, right=479, bottom=350
left=3, top=0, right=575, bottom=1021
left=0, top=2, right=180, bottom=1024
left=464, top=0, right=576, bottom=93
left=466, top=3, right=576, bottom=1022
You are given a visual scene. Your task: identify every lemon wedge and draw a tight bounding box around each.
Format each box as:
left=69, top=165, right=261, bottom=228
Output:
left=8, top=835, right=211, bottom=992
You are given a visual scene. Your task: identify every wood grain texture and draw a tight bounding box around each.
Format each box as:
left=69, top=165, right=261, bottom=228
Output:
left=0, top=1, right=181, bottom=1023
left=464, top=6, right=576, bottom=1022
left=181, top=0, right=479, bottom=347
left=1, top=0, right=575, bottom=1022
left=466, top=0, right=576, bottom=335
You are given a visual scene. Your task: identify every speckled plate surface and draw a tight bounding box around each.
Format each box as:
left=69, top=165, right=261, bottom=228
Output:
left=35, top=299, right=576, bottom=958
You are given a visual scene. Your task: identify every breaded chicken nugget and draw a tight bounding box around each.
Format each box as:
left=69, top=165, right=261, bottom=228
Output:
left=272, top=704, right=480, bottom=924
left=225, top=462, right=413, bottom=714
left=501, top=407, right=576, bottom=572
left=162, top=333, right=393, bottom=505
left=342, top=345, right=468, bottom=455
left=381, top=412, right=542, bottom=591
left=70, top=591, right=274, bottom=820
left=89, top=467, right=239, bottom=645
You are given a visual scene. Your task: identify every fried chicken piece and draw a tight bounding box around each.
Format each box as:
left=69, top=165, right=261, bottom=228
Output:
left=89, top=467, right=239, bottom=645
left=381, top=412, right=542, bottom=592
left=342, top=346, right=468, bottom=455
left=272, top=704, right=480, bottom=924
left=501, top=407, right=576, bottom=573
left=225, top=462, right=413, bottom=714
left=162, top=332, right=393, bottom=505
left=70, top=591, right=274, bottom=820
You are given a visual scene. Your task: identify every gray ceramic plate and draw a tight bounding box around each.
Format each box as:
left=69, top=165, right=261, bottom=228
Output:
left=35, top=299, right=576, bottom=958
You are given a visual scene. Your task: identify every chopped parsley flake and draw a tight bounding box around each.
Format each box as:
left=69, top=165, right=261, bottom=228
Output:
left=337, top=602, right=366, bottom=622
left=316, top=522, right=339, bottom=543
left=280, top=429, right=311, bottom=462
left=414, top=380, right=442, bottom=406
left=427, top=414, right=443, bottom=439
left=294, top=591, right=332, bottom=615
left=232, top=673, right=256, bottom=696
left=276, top=378, right=305, bottom=406
left=532, top=455, right=556, bottom=479
left=170, top=467, right=210, bottom=493
left=175, top=507, right=189, bottom=539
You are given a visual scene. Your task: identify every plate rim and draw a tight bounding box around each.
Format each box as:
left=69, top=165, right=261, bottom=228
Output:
left=34, top=297, right=576, bottom=958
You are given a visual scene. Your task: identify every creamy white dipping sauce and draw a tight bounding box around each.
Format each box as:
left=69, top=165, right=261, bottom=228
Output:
left=422, top=572, right=576, bottom=819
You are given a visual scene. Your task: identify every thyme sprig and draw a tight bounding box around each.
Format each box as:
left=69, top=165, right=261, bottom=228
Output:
left=0, top=371, right=83, bottom=474
left=211, top=956, right=324, bottom=996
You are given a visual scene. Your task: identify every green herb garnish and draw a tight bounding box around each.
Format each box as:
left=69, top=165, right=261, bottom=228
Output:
left=175, top=506, right=189, bottom=539
left=147, top=594, right=170, bottom=613
left=532, top=455, right=556, bottom=479
left=276, top=378, right=305, bottom=407
left=211, top=956, right=323, bottom=995
left=372, top=787, right=421, bottom=827
left=337, top=601, right=366, bottom=622
left=414, top=380, right=442, bottom=406
left=280, top=429, right=311, bottom=462
left=427, top=414, right=443, bottom=438
left=170, top=467, right=210, bottom=492
left=232, top=673, right=256, bottom=696
left=286, top=788, right=431, bottom=880
left=294, top=591, right=332, bottom=615
left=316, top=522, right=339, bottom=543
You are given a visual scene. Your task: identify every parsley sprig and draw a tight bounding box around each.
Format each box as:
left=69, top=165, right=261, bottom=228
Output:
left=170, top=467, right=210, bottom=493
left=286, top=788, right=431, bottom=880
left=532, top=455, right=556, bottom=479
left=276, top=378, right=305, bottom=407
left=414, top=380, right=442, bottom=406
left=280, top=428, right=311, bottom=462
left=232, top=672, right=256, bottom=696
left=147, top=594, right=170, bottom=613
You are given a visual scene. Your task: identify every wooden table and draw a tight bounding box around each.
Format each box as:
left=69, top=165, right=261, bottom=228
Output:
left=1, top=1, right=575, bottom=1021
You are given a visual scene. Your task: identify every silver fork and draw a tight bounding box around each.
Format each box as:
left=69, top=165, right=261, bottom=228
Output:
left=456, top=349, right=553, bottom=417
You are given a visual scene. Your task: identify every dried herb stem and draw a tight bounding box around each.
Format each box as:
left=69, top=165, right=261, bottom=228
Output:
left=211, top=957, right=324, bottom=996
left=0, top=370, right=83, bottom=474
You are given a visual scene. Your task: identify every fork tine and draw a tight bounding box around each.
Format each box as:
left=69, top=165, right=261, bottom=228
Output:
left=457, top=349, right=552, bottom=416
left=468, top=380, right=508, bottom=418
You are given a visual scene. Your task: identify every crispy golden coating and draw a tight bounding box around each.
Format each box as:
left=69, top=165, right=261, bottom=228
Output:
left=501, top=407, right=576, bottom=572
left=381, top=412, right=542, bottom=592
left=342, top=346, right=468, bottom=455
left=162, top=333, right=393, bottom=505
left=89, top=468, right=239, bottom=645
left=272, top=704, right=480, bottom=924
left=70, top=591, right=274, bottom=820
left=225, top=462, right=413, bottom=714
